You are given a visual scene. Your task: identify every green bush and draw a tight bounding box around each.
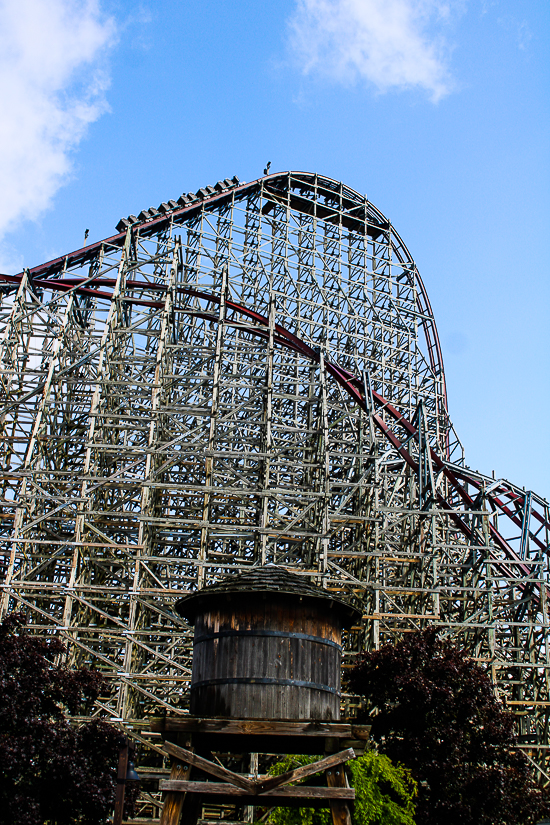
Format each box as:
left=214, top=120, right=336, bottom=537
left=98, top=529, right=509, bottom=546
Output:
left=266, top=750, right=416, bottom=825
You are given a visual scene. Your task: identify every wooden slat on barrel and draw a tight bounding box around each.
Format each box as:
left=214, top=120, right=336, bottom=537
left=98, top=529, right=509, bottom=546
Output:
left=190, top=597, right=342, bottom=721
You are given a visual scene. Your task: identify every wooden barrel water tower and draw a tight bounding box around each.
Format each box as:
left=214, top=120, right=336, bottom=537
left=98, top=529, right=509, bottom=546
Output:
left=175, top=565, right=360, bottom=721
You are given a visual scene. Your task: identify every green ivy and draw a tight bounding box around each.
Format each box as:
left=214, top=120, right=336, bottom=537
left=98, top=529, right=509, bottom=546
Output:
left=349, top=750, right=416, bottom=825
left=266, top=750, right=416, bottom=825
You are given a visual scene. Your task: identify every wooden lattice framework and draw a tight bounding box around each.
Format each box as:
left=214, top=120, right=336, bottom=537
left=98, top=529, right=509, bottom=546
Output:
left=1, top=172, right=549, bottom=795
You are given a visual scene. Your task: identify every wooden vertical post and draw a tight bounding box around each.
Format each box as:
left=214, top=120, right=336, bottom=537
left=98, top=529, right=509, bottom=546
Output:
left=159, top=739, right=194, bottom=825
left=245, top=751, right=259, bottom=823
left=326, top=764, right=352, bottom=825
left=113, top=739, right=129, bottom=825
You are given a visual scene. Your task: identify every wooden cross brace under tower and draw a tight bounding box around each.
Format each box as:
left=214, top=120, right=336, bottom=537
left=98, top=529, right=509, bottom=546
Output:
left=152, top=716, right=371, bottom=825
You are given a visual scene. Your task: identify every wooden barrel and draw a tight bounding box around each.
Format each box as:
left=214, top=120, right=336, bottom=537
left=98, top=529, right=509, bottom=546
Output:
left=175, top=566, right=360, bottom=721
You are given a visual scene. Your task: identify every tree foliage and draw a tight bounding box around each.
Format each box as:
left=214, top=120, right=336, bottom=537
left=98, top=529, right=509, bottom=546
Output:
left=0, top=613, right=139, bottom=825
left=349, top=751, right=416, bottom=825
left=266, top=750, right=416, bottom=825
left=349, top=627, right=550, bottom=825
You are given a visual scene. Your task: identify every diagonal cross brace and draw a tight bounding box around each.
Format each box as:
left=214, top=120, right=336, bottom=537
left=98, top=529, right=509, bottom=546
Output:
left=254, top=748, right=355, bottom=794
left=162, top=741, right=256, bottom=792
left=162, top=741, right=355, bottom=795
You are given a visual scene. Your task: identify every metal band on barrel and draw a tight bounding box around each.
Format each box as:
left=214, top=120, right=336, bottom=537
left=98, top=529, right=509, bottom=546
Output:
left=191, top=676, right=341, bottom=695
left=193, top=629, right=342, bottom=650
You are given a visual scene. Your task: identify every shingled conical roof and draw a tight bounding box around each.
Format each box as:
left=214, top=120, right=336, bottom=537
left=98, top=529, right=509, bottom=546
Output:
left=175, top=564, right=360, bottom=626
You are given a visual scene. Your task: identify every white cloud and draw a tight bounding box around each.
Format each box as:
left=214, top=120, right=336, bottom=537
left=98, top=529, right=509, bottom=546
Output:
left=0, top=0, right=116, bottom=239
left=0, top=241, right=24, bottom=276
left=288, top=0, right=456, bottom=101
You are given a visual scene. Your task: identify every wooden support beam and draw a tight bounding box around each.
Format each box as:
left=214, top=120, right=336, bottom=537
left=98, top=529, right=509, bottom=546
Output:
left=150, top=717, right=371, bottom=740
left=159, top=780, right=354, bottom=803
left=326, top=763, right=353, bottom=825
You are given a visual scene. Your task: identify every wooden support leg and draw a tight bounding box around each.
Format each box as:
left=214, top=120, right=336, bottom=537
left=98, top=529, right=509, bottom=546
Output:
left=113, top=740, right=129, bottom=825
left=245, top=751, right=258, bottom=823
left=178, top=791, right=202, bottom=825
left=160, top=741, right=194, bottom=825
left=326, top=765, right=352, bottom=825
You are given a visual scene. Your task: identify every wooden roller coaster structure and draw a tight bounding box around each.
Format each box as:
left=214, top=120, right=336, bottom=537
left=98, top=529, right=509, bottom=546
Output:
left=1, top=171, right=549, bottom=813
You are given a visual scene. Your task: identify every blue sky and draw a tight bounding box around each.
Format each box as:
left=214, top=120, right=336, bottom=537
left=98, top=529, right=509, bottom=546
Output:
left=0, top=0, right=548, bottom=500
